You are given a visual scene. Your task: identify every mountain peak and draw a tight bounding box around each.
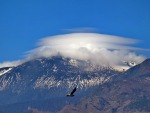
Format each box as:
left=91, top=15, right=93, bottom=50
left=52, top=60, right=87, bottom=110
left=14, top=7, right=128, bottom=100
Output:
left=123, top=58, right=150, bottom=79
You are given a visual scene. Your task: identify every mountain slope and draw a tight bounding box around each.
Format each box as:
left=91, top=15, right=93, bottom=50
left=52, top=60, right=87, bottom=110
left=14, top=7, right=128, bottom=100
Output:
left=58, top=79, right=150, bottom=113
left=57, top=58, right=150, bottom=113
left=121, top=58, right=150, bottom=80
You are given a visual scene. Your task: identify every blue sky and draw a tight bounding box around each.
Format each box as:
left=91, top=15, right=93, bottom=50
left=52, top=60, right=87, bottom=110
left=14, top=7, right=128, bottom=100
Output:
left=0, top=0, right=150, bottom=63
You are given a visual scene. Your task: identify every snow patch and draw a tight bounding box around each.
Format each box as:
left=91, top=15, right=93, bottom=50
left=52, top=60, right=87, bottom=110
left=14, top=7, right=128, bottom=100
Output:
left=0, top=67, right=13, bottom=76
left=69, top=59, right=78, bottom=66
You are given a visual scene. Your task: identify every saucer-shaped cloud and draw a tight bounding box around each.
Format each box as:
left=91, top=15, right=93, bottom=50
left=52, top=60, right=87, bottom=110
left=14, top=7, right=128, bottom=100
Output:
left=28, top=33, right=145, bottom=67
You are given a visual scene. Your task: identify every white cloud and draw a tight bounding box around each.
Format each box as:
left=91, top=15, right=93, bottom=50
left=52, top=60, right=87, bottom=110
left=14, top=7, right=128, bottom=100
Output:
left=0, top=33, right=146, bottom=69
left=28, top=33, right=146, bottom=68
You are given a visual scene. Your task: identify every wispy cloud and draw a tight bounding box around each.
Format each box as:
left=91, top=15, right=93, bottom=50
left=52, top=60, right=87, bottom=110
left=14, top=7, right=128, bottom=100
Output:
left=0, top=60, right=24, bottom=68
left=63, top=27, right=97, bottom=33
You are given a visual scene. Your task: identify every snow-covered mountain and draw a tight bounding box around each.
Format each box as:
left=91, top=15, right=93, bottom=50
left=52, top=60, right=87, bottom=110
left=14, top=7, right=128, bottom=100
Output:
left=0, top=56, right=149, bottom=113
left=0, top=56, right=121, bottom=113
left=0, top=56, right=119, bottom=91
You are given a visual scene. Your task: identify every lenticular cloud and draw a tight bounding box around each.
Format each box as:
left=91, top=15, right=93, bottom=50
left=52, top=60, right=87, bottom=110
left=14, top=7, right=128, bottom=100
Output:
left=28, top=33, right=145, bottom=67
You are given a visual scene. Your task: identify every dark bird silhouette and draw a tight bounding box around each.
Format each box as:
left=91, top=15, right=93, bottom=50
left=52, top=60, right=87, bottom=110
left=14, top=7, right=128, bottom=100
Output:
left=66, top=87, right=77, bottom=97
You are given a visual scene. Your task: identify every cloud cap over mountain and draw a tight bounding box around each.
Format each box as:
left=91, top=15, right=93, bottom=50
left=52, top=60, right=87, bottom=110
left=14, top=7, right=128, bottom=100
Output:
left=27, top=33, right=145, bottom=68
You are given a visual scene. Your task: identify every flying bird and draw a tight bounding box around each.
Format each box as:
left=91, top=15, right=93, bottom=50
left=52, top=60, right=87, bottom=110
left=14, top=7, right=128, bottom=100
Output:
left=66, top=87, right=77, bottom=97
